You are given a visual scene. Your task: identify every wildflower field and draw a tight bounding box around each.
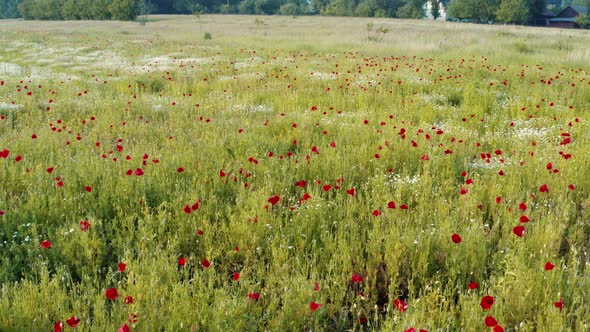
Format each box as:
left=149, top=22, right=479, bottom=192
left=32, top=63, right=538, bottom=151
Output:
left=0, top=15, right=589, bottom=331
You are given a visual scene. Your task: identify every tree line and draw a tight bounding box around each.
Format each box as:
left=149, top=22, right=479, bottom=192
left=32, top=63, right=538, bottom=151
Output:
left=1, top=0, right=589, bottom=24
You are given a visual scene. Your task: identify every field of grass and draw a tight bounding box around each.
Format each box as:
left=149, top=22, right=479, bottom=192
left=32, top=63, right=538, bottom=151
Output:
left=0, top=15, right=589, bottom=331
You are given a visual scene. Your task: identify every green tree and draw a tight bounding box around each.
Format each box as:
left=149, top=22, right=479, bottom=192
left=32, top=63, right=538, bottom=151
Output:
left=138, top=0, right=156, bottom=24
left=0, top=0, right=21, bottom=18
left=396, top=0, right=425, bottom=18
left=17, top=0, right=33, bottom=19
left=219, top=3, right=238, bottom=13
left=174, top=0, right=206, bottom=13
left=448, top=0, right=499, bottom=22
left=575, top=13, right=589, bottom=26
left=91, top=0, right=113, bottom=20
left=25, top=0, right=63, bottom=19
left=238, top=0, right=257, bottom=13
left=61, top=0, right=81, bottom=19
left=311, top=0, right=331, bottom=13
left=279, top=2, right=304, bottom=14
left=322, top=0, right=358, bottom=16
left=497, top=0, right=531, bottom=23
left=108, top=0, right=139, bottom=20
left=371, top=0, right=402, bottom=17
left=528, top=0, right=546, bottom=20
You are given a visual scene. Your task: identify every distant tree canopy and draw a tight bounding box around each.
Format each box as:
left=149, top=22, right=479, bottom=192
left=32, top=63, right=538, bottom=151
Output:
left=1, top=0, right=582, bottom=27
left=448, top=0, right=547, bottom=23
left=17, top=0, right=141, bottom=20
left=9, top=0, right=428, bottom=19
left=0, top=0, right=21, bottom=18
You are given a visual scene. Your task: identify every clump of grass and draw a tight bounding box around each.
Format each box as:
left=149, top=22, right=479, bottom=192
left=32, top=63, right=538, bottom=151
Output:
left=512, top=41, right=534, bottom=54
left=366, top=22, right=390, bottom=42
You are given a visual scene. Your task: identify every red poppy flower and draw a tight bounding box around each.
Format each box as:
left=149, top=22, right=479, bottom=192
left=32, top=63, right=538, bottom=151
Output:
left=177, top=167, right=184, bottom=173
left=118, top=262, right=126, bottom=272
left=513, top=225, right=525, bottom=237
left=313, top=282, right=320, bottom=291
left=124, top=296, right=134, bottom=304
left=232, top=272, right=240, bottom=281
left=539, top=184, right=549, bottom=193
left=295, top=180, right=306, bottom=188
left=387, top=201, right=396, bottom=209
left=393, top=298, right=407, bottom=312
left=554, top=298, right=564, bottom=312
left=79, top=220, right=90, bottom=232
left=247, top=292, right=260, bottom=301
left=484, top=315, right=498, bottom=327
left=40, top=240, right=52, bottom=249
left=518, top=203, right=527, bottom=211
left=191, top=200, right=201, bottom=210
left=480, top=295, right=494, bottom=310
left=66, top=316, right=80, bottom=328
left=359, top=316, right=368, bottom=324
left=183, top=205, right=191, bottom=214
left=268, top=195, right=280, bottom=206
left=372, top=210, right=381, bottom=217
left=54, top=321, right=64, bottom=332
left=299, top=193, right=312, bottom=202
left=351, top=274, right=364, bottom=283
left=201, top=258, right=211, bottom=268
left=105, top=288, right=119, bottom=301
left=468, top=282, right=479, bottom=290
left=0, top=210, right=4, bottom=216
left=118, top=324, right=130, bottom=332
left=85, top=186, right=92, bottom=192
left=134, top=168, right=144, bottom=176
left=544, top=262, right=555, bottom=271
left=519, top=215, right=530, bottom=223
left=178, top=257, right=186, bottom=266
left=451, top=233, right=462, bottom=244
left=493, top=325, right=504, bottom=332
left=309, top=301, right=322, bottom=311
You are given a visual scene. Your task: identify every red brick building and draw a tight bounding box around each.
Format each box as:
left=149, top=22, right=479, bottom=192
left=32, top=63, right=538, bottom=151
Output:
left=548, top=6, right=588, bottom=28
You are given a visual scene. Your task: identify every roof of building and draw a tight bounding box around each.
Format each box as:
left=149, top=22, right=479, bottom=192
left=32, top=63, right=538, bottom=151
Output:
left=550, top=17, right=576, bottom=22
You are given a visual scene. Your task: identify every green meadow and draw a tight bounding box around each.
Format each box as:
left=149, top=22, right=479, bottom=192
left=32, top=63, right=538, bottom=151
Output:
left=0, top=15, right=589, bottom=331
